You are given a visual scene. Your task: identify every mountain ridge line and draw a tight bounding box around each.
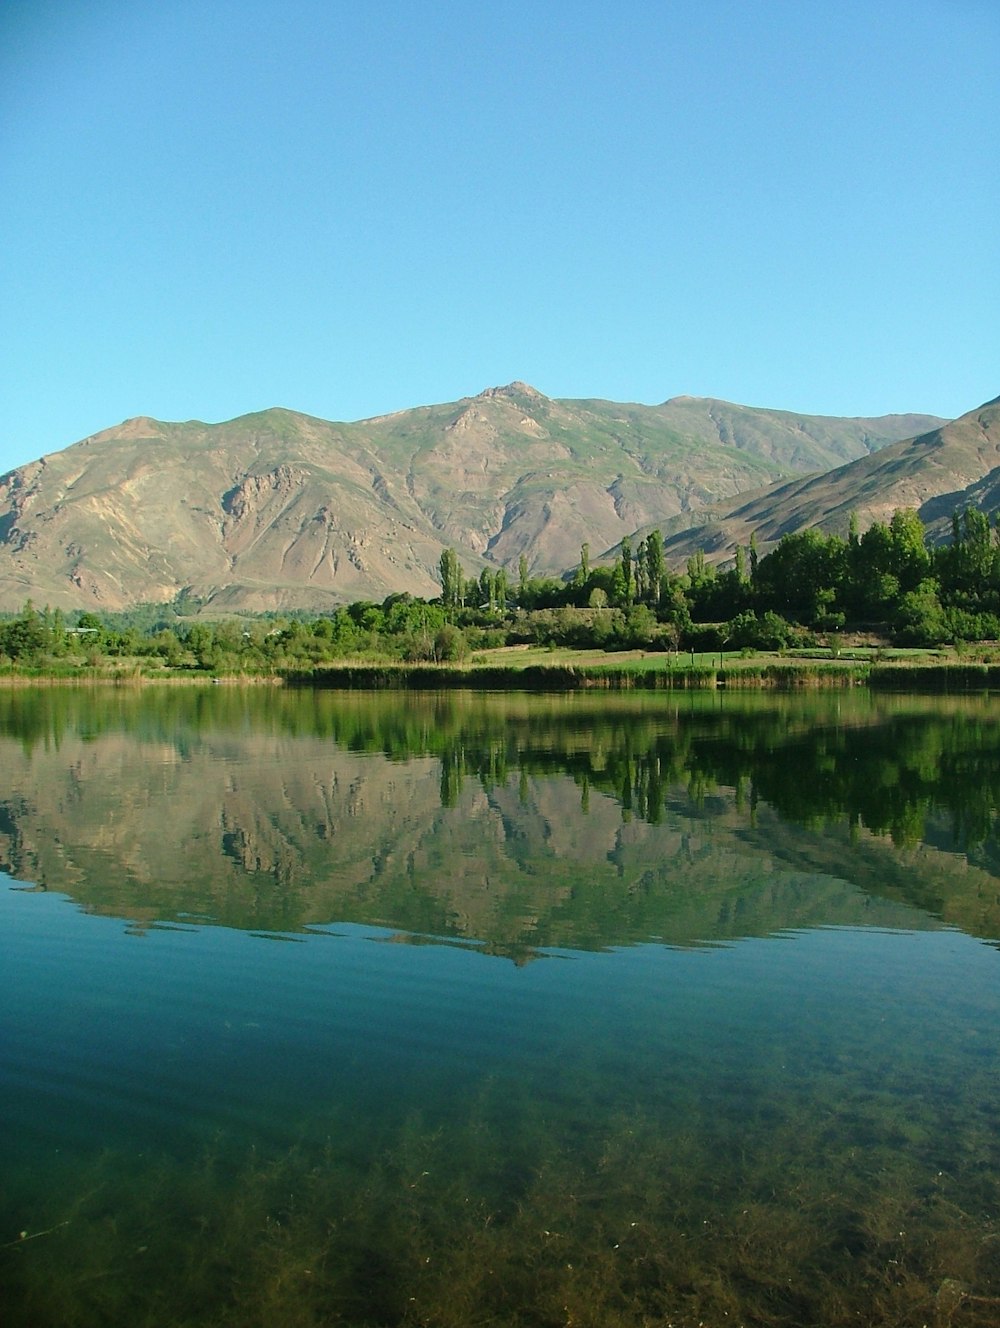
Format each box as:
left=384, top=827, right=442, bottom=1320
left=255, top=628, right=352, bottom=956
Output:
left=1, top=381, right=994, bottom=613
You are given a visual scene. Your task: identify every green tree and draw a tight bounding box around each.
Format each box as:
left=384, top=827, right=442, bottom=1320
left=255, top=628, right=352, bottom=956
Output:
left=493, top=568, right=508, bottom=614
left=894, top=579, right=947, bottom=645
left=938, top=508, right=997, bottom=602
left=850, top=521, right=898, bottom=619
left=439, top=548, right=463, bottom=611
left=610, top=557, right=627, bottom=607
left=633, top=537, right=648, bottom=603
left=620, top=604, right=657, bottom=647
left=620, top=536, right=634, bottom=606
left=0, top=602, right=48, bottom=661
left=684, top=550, right=718, bottom=621
left=433, top=624, right=468, bottom=662
left=734, top=544, right=748, bottom=586
left=754, top=530, right=847, bottom=624
left=573, top=542, right=591, bottom=589
left=888, top=509, right=931, bottom=591
left=645, top=529, right=665, bottom=606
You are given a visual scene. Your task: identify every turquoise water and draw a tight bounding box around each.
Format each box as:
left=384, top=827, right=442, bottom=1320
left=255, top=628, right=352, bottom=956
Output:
left=2, top=689, right=1000, bottom=1326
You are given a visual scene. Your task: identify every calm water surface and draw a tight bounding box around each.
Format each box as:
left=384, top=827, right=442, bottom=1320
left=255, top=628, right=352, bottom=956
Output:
left=1, top=687, right=1000, bottom=1327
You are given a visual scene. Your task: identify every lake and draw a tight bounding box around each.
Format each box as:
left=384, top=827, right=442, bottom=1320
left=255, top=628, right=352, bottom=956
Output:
left=1, top=686, right=999, bottom=1327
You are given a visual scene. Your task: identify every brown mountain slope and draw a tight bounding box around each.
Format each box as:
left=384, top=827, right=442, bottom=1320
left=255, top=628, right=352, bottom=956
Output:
left=655, top=395, right=1000, bottom=563
left=0, top=384, right=943, bottom=610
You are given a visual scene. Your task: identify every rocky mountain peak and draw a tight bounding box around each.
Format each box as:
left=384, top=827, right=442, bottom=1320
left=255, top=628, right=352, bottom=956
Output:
left=475, top=382, right=545, bottom=403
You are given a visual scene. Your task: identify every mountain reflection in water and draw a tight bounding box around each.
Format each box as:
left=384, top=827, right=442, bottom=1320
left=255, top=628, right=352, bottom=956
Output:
left=3, top=687, right=1000, bottom=1328
left=0, top=686, right=998, bottom=949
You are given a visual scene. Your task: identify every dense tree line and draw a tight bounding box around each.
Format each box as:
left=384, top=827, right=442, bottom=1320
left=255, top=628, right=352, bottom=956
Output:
left=0, top=597, right=474, bottom=671
left=436, top=506, right=1000, bottom=650
left=3, top=507, right=1000, bottom=670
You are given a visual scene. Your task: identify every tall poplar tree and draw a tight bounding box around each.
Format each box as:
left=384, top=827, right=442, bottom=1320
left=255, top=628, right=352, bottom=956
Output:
left=439, top=548, right=463, bottom=611
left=645, top=529, right=664, bottom=604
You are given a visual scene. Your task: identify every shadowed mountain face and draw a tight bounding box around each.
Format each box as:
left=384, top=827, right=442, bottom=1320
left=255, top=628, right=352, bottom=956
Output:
left=657, top=395, right=1000, bottom=561
left=0, top=384, right=943, bottom=610
left=2, top=688, right=1000, bottom=953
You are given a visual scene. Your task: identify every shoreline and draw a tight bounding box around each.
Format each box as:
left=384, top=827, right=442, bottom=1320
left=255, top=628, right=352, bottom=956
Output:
left=3, top=653, right=1000, bottom=692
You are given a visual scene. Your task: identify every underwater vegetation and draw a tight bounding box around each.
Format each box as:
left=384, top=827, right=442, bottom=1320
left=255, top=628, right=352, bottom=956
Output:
left=4, top=1065, right=1000, bottom=1328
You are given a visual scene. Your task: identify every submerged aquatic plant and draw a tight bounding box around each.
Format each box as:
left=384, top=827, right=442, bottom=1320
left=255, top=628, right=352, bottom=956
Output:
left=4, top=1072, right=1000, bottom=1328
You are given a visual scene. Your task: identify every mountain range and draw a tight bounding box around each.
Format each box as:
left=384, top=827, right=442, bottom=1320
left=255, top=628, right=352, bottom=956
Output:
left=0, top=381, right=994, bottom=612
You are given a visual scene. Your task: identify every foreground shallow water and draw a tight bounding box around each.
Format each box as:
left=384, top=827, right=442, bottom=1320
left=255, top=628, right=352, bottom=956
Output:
left=1, top=687, right=999, bottom=1326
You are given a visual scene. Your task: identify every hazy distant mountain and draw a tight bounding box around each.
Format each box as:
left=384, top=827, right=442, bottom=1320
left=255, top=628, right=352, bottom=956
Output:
left=653, top=395, right=1000, bottom=562
left=0, top=383, right=946, bottom=610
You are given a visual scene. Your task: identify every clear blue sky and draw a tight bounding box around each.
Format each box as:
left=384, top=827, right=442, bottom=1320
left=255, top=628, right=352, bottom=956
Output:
left=1, top=0, right=996, bottom=474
